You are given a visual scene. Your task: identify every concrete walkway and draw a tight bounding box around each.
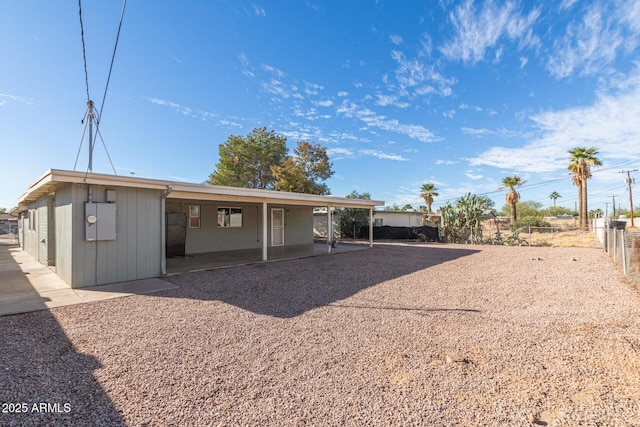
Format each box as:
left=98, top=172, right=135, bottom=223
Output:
left=0, top=236, right=177, bottom=317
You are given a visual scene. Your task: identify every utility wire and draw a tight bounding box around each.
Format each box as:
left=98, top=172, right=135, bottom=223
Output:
left=96, top=0, right=127, bottom=129
left=76, top=0, right=127, bottom=175
left=78, top=0, right=91, bottom=102
left=96, top=126, right=118, bottom=175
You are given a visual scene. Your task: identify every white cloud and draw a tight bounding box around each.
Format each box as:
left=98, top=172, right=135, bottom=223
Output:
left=262, top=64, right=285, bottom=78
left=559, top=0, right=579, bottom=11
left=245, top=4, right=266, bottom=17
left=147, top=98, right=195, bottom=117
left=337, top=91, right=349, bottom=97
left=238, top=52, right=249, bottom=67
left=0, top=93, right=38, bottom=106
left=435, top=159, right=458, bottom=165
left=442, top=110, right=456, bottom=119
left=462, top=127, right=493, bottom=136
left=390, top=50, right=456, bottom=97
left=469, top=65, right=640, bottom=173
left=327, top=147, right=355, bottom=159
left=315, top=100, right=334, bottom=107
left=359, top=149, right=409, bottom=161
left=375, top=94, right=409, bottom=108
left=327, top=147, right=408, bottom=161
left=465, top=170, right=484, bottom=180
left=389, top=33, right=404, bottom=45
left=547, top=4, right=624, bottom=78
left=439, top=0, right=540, bottom=64
left=519, top=56, right=528, bottom=68
left=337, top=102, right=441, bottom=143
left=304, top=82, right=324, bottom=95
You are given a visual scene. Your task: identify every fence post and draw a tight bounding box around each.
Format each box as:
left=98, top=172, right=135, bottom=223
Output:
left=528, top=225, right=532, bottom=246
left=613, top=229, right=617, bottom=263
left=622, top=231, right=627, bottom=275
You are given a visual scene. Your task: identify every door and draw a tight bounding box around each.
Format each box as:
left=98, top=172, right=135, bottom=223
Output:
left=271, top=208, right=284, bottom=246
left=166, top=213, right=187, bottom=257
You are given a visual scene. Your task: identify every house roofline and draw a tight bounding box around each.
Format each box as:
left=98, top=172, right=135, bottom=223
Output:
left=15, top=169, right=385, bottom=212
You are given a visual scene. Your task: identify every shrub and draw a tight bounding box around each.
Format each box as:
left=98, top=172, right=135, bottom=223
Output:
left=511, top=216, right=551, bottom=230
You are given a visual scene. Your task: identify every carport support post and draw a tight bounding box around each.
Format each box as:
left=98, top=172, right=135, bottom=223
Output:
left=262, top=201, right=268, bottom=261
left=369, top=208, right=374, bottom=247
left=327, top=206, right=332, bottom=254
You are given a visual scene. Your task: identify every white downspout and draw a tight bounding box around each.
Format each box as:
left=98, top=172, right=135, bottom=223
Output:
left=160, top=185, right=172, bottom=275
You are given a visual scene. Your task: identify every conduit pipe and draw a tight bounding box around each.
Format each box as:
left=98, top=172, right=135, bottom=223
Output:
left=160, top=185, right=172, bottom=275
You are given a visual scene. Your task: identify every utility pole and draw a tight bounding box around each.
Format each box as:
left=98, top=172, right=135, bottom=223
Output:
left=610, top=195, right=618, bottom=219
left=620, top=169, right=637, bottom=227
left=604, top=202, right=610, bottom=219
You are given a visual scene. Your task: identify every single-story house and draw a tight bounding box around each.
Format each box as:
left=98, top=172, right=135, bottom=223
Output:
left=13, top=169, right=383, bottom=288
left=313, top=210, right=431, bottom=238
left=0, top=214, right=18, bottom=234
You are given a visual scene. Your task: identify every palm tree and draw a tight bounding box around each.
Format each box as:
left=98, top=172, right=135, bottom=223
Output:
left=501, top=175, right=524, bottom=224
left=549, top=191, right=561, bottom=214
left=419, top=183, right=439, bottom=214
left=568, top=147, right=602, bottom=229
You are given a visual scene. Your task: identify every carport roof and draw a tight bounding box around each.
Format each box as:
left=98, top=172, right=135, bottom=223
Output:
left=15, top=169, right=384, bottom=213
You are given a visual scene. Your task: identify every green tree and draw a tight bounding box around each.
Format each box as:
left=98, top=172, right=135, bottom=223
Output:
left=568, top=147, right=602, bottom=229
left=0, top=208, right=7, bottom=214
left=549, top=191, right=561, bottom=214
left=419, top=183, right=439, bottom=214
left=272, top=141, right=334, bottom=194
left=501, top=200, right=543, bottom=219
left=339, top=191, right=371, bottom=238
left=208, top=127, right=287, bottom=189
left=500, top=175, right=524, bottom=224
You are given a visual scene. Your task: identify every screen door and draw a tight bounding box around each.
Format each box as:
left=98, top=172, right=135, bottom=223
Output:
left=271, top=208, right=284, bottom=246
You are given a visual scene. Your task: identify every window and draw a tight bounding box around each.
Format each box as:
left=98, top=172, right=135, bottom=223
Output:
left=217, top=207, right=242, bottom=228
left=374, top=218, right=383, bottom=226
left=189, top=205, right=200, bottom=228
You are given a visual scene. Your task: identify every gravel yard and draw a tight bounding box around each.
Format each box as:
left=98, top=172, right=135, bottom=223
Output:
left=2, top=242, right=640, bottom=426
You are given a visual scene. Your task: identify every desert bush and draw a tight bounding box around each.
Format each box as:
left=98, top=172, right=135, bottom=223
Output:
left=512, top=216, right=551, bottom=230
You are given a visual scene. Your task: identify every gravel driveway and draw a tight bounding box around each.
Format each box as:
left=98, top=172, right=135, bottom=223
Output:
left=1, top=243, right=639, bottom=426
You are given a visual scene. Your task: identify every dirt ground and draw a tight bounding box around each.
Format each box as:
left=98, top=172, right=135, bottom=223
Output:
left=1, top=242, right=639, bottom=426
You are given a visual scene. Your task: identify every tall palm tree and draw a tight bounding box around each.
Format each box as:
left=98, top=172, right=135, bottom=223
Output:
left=568, top=147, right=602, bottom=229
left=549, top=191, right=561, bottom=214
left=501, top=175, right=523, bottom=224
left=419, top=183, right=439, bottom=214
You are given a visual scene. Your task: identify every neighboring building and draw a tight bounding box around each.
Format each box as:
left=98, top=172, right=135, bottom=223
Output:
left=372, top=210, right=426, bottom=227
left=0, top=214, right=18, bottom=234
left=13, top=169, right=383, bottom=288
left=313, top=209, right=440, bottom=238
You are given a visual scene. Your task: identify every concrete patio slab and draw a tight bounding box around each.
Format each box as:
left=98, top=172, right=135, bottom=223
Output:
left=0, top=237, right=178, bottom=317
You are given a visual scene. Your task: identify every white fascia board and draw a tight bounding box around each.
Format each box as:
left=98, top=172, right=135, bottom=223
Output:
left=19, top=169, right=385, bottom=209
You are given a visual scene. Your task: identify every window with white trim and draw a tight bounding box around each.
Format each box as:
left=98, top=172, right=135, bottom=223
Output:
left=217, top=207, right=242, bottom=227
left=189, top=205, right=200, bottom=228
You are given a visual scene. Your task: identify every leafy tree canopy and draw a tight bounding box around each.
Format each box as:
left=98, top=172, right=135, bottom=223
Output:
left=208, top=127, right=287, bottom=189
left=500, top=200, right=543, bottom=218
left=272, top=141, right=334, bottom=195
left=208, top=128, right=334, bottom=194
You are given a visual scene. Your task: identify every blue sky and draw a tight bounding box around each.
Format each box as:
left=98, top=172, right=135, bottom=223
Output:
left=2, top=1, right=640, bottom=214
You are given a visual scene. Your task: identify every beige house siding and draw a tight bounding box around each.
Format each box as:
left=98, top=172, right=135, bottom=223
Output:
left=166, top=201, right=314, bottom=255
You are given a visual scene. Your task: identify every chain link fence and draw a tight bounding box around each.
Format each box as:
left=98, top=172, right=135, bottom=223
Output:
left=603, top=224, right=640, bottom=289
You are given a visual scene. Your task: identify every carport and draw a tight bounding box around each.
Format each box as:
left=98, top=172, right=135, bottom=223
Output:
left=13, top=169, right=384, bottom=288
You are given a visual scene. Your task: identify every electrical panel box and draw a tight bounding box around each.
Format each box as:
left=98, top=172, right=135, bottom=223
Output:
left=106, top=190, right=117, bottom=203
left=85, top=202, right=117, bottom=241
